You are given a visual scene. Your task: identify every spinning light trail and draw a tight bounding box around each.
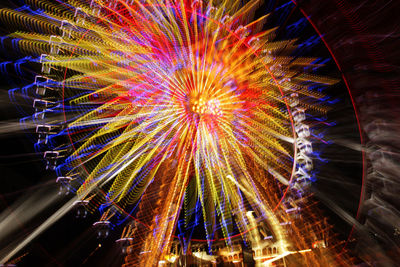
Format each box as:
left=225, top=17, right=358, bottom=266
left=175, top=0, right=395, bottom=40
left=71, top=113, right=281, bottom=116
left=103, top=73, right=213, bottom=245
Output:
left=0, top=0, right=352, bottom=266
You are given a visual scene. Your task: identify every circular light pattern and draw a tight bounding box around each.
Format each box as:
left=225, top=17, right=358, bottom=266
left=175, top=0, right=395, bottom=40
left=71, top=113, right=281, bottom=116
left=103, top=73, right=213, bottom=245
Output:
left=1, top=0, right=353, bottom=266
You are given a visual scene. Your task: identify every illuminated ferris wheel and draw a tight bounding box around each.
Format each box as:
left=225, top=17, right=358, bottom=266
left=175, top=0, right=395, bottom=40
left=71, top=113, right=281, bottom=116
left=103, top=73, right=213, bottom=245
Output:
left=1, top=0, right=382, bottom=266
